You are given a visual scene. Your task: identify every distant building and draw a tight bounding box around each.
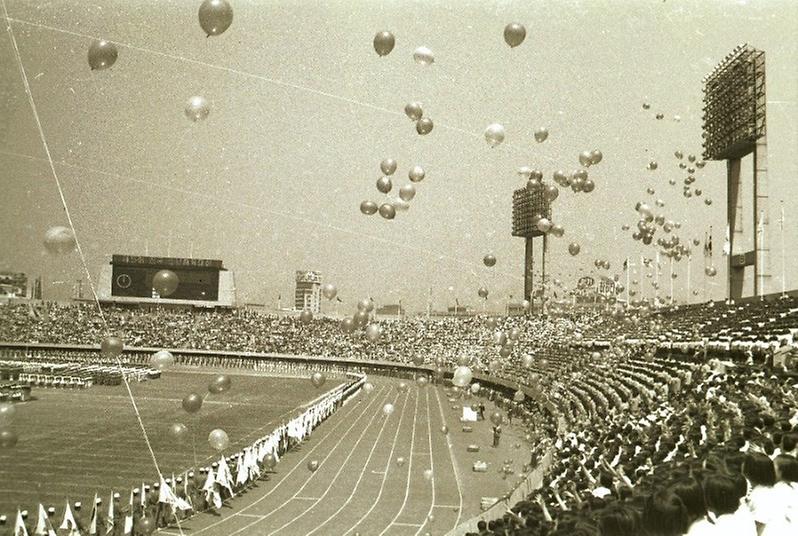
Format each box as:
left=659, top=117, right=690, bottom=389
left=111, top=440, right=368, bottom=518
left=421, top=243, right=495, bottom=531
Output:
left=295, top=270, right=322, bottom=313
left=376, top=303, right=404, bottom=317
left=0, top=272, right=41, bottom=300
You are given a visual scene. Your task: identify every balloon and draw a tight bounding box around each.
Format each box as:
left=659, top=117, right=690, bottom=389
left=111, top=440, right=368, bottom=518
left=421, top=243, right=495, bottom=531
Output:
left=483, top=254, right=497, bottom=267
left=311, top=372, right=326, bottom=388
left=380, top=159, right=398, bottom=176
left=397, top=381, right=409, bottom=392
left=360, top=200, right=378, bottom=215
left=404, top=102, right=423, bottom=121
left=263, top=454, right=277, bottom=469
left=383, top=403, right=395, bottom=416
left=396, top=456, right=406, bottom=467
left=101, top=336, right=123, bottom=358
left=484, top=124, right=506, bottom=147
left=307, top=460, right=319, bottom=472
left=139, top=517, right=155, bottom=535
left=534, top=127, right=549, bottom=143
left=376, top=176, right=393, bottom=194
left=413, top=46, right=435, bottom=65
left=341, top=317, right=355, bottom=333
left=642, top=102, right=651, bottom=110
left=208, top=429, right=229, bottom=451
left=490, top=412, right=503, bottom=426
left=452, top=366, right=472, bottom=387
left=322, top=283, right=337, bottom=300
left=486, top=317, right=497, bottom=329
left=553, top=170, right=568, bottom=184
left=357, top=298, right=374, bottom=312
left=656, top=113, right=664, bottom=120
left=493, top=331, right=507, bottom=346
left=416, top=117, right=434, bottom=135
left=675, top=150, right=684, bottom=159
left=182, top=392, right=203, bottom=414
left=0, top=404, right=15, bottom=425
left=208, top=374, right=232, bottom=394
left=198, top=0, right=233, bottom=36
left=365, top=324, right=381, bottom=342
left=379, top=202, right=397, bottom=219
left=185, top=96, right=210, bottom=122
left=705, top=266, right=717, bottom=277
left=43, top=226, right=76, bottom=254
left=354, top=310, right=369, bottom=326
left=705, top=198, right=712, bottom=206
left=456, top=354, right=471, bottom=367
left=470, top=383, right=480, bottom=394
left=503, top=23, right=526, bottom=47
left=408, top=165, right=426, bottom=182
left=363, top=382, right=375, bottom=394
left=499, top=346, right=511, bottom=358
left=544, top=184, right=559, bottom=201
left=373, top=31, right=396, bottom=56
left=416, top=375, right=428, bottom=387
left=696, top=160, right=706, bottom=168
left=579, top=151, right=593, bottom=167
left=591, top=150, right=603, bottom=165
left=568, top=243, right=580, bottom=256
left=399, top=184, right=416, bottom=202
left=688, top=154, right=696, bottom=162
left=169, top=423, right=188, bottom=442
left=648, top=161, right=658, bottom=170
left=152, top=270, right=179, bottom=297
left=522, top=300, right=531, bottom=311
left=423, top=469, right=433, bottom=481
left=150, top=350, right=175, bottom=370
left=536, top=218, right=552, bottom=233
left=513, top=390, right=525, bottom=402
left=521, top=354, right=534, bottom=368
left=87, top=40, right=118, bottom=70
left=299, top=309, right=313, bottom=323
left=550, top=224, right=565, bottom=238
left=477, top=287, right=489, bottom=299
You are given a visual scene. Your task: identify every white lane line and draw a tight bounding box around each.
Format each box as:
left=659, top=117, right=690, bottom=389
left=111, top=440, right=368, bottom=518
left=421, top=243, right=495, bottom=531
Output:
left=395, top=522, right=423, bottom=527
left=342, top=387, right=418, bottom=536
left=413, top=388, right=436, bottom=536
left=377, top=388, right=423, bottom=536
left=235, top=513, right=266, bottom=518
left=309, top=392, right=410, bottom=536
left=262, top=389, right=397, bottom=536
left=220, top=387, right=388, bottom=536
left=434, top=387, right=464, bottom=532
left=292, top=497, right=320, bottom=501
left=189, top=386, right=384, bottom=536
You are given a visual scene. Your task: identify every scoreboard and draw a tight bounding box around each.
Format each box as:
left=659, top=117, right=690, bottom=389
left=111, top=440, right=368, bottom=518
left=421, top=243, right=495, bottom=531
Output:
left=111, top=255, right=221, bottom=301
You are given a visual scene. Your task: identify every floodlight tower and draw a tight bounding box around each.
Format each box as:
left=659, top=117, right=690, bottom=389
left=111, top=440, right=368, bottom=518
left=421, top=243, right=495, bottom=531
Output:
left=512, top=186, right=552, bottom=313
left=702, top=44, right=769, bottom=299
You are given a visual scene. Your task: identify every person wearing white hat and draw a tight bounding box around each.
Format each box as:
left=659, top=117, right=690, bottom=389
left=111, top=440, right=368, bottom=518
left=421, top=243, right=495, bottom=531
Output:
left=73, top=502, right=85, bottom=534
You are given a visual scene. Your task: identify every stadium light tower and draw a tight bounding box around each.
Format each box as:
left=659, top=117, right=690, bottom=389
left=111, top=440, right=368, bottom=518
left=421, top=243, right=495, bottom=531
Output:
left=512, top=186, right=552, bottom=313
left=702, top=44, right=769, bottom=299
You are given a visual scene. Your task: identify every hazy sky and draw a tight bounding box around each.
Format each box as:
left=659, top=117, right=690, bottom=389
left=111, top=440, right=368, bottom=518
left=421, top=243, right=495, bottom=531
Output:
left=1, top=0, right=796, bottom=312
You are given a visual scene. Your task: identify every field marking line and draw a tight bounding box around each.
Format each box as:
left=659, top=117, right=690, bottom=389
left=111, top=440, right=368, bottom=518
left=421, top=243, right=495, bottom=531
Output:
left=340, top=387, right=418, bottom=536
left=433, top=504, right=462, bottom=509
left=235, top=513, right=266, bottom=518
left=395, top=522, right=423, bottom=527
left=260, top=390, right=399, bottom=536
left=376, top=387, right=422, bottom=536
left=189, top=386, right=385, bottom=536
left=220, top=387, right=388, bottom=536
left=309, top=390, right=411, bottom=536
left=433, top=387, right=464, bottom=532
left=412, top=388, right=437, bottom=536
left=291, top=497, right=319, bottom=501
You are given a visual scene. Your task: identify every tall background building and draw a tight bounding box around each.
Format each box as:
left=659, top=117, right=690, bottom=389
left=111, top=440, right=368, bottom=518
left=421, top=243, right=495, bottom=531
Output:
left=294, top=270, right=322, bottom=313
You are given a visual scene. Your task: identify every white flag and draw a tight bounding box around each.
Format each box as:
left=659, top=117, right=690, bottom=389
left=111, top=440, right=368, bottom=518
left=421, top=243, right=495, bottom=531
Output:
left=158, top=479, right=192, bottom=511
left=15, top=509, right=29, bottom=536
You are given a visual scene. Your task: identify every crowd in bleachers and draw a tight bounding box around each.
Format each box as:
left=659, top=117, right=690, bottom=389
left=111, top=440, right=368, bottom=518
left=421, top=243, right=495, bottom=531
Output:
left=1, top=300, right=797, bottom=535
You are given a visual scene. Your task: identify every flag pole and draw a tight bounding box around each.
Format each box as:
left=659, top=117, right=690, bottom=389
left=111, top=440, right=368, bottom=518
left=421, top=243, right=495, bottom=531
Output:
left=780, top=201, right=786, bottom=297
left=625, top=257, right=630, bottom=307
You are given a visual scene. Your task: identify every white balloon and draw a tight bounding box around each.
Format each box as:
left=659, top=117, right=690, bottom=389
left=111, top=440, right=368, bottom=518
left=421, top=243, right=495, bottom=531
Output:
left=413, top=46, right=435, bottom=65
left=484, top=123, right=506, bottom=147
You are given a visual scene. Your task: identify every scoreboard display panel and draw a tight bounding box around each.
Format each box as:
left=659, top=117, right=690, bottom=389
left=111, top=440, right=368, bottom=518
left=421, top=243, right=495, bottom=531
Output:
left=111, top=255, right=220, bottom=301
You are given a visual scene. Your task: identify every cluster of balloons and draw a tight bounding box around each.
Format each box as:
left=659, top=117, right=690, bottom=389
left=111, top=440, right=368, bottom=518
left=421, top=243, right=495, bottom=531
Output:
left=361, top=159, right=425, bottom=220
left=43, top=226, right=76, bottom=254
left=404, top=101, right=434, bottom=135
left=594, top=259, right=611, bottom=270
left=551, top=168, right=595, bottom=195
left=340, top=298, right=375, bottom=335
left=177, top=373, right=232, bottom=450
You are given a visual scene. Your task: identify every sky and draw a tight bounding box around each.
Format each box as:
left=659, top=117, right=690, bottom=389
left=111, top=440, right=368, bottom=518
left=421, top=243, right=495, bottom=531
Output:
left=0, top=0, right=796, bottom=313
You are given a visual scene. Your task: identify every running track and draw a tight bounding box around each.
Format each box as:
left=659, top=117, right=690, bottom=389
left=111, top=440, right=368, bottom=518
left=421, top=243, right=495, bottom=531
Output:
left=166, top=381, right=472, bottom=536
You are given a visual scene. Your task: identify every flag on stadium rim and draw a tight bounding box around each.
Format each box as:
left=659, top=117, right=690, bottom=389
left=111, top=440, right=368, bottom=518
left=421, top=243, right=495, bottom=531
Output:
left=35, top=503, right=56, bottom=536
left=89, top=492, right=99, bottom=535
left=14, top=509, right=28, bottom=536
left=59, top=501, right=79, bottom=535
left=158, top=478, right=192, bottom=511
